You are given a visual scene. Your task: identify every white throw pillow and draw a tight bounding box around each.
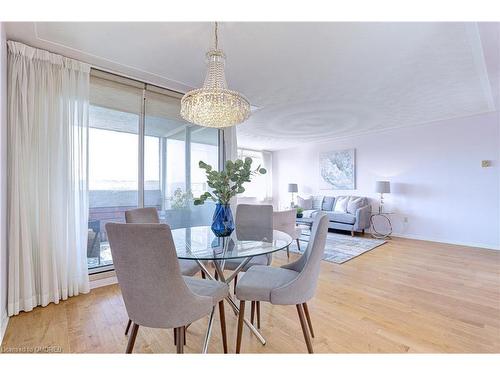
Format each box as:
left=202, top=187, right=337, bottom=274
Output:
left=347, top=197, right=364, bottom=214
left=297, top=196, right=313, bottom=210
left=334, top=196, right=349, bottom=213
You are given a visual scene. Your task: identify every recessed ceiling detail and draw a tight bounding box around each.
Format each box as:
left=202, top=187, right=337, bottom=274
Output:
left=6, top=22, right=498, bottom=150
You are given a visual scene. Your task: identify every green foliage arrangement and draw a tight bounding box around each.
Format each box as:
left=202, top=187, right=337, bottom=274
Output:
left=170, top=188, right=193, bottom=209
left=193, top=157, right=267, bottom=206
left=296, top=207, right=304, bottom=215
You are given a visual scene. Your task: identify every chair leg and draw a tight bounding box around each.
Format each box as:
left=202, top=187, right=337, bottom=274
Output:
left=234, top=274, right=238, bottom=294
left=125, top=319, right=132, bottom=335
left=236, top=300, right=246, bottom=354
left=125, top=323, right=139, bottom=354
left=256, top=301, right=261, bottom=329
left=286, top=245, right=290, bottom=260
left=362, top=229, right=365, bottom=235
left=201, top=270, right=206, bottom=279
left=218, top=301, right=228, bottom=353
left=302, top=302, right=315, bottom=338
left=176, top=326, right=185, bottom=353
left=296, top=238, right=301, bottom=251
left=250, top=301, right=256, bottom=324
left=296, top=304, right=313, bottom=353
left=173, top=328, right=177, bottom=346
left=351, top=230, right=354, bottom=237
left=183, top=326, right=187, bottom=346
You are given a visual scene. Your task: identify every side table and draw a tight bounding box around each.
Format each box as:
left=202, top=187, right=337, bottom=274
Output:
left=370, top=212, right=394, bottom=239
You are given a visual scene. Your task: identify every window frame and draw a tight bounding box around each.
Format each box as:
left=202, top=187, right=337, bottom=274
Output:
left=87, top=68, right=221, bottom=274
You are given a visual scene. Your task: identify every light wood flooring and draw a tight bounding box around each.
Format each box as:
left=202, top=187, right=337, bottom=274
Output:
left=1, top=236, right=499, bottom=353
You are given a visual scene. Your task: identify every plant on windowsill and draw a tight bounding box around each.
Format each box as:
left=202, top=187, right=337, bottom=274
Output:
left=296, top=207, right=304, bottom=218
left=169, top=188, right=193, bottom=210
left=194, top=157, right=266, bottom=237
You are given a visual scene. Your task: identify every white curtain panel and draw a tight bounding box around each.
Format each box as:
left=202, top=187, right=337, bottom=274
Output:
left=262, top=151, right=273, bottom=201
left=7, top=41, right=90, bottom=316
left=223, top=126, right=238, bottom=209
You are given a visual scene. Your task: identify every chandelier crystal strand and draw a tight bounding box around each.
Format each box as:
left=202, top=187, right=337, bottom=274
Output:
left=180, top=22, right=251, bottom=128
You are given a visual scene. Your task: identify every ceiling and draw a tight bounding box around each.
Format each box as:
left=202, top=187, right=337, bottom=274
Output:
left=5, top=22, right=499, bottom=150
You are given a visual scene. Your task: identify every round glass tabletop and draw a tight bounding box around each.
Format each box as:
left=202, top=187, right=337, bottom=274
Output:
left=171, top=226, right=293, bottom=260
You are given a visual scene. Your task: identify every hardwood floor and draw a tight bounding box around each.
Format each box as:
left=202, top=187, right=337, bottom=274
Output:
left=1, top=236, right=499, bottom=353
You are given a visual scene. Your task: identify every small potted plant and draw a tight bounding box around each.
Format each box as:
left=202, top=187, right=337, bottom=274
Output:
left=194, top=157, right=266, bottom=237
left=296, top=207, right=304, bottom=218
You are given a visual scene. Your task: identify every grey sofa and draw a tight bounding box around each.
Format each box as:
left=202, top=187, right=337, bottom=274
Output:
left=300, top=195, right=371, bottom=236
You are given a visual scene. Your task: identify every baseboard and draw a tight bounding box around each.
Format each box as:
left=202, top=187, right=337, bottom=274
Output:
left=0, top=311, right=8, bottom=345
left=391, top=232, right=500, bottom=251
left=89, top=270, right=118, bottom=289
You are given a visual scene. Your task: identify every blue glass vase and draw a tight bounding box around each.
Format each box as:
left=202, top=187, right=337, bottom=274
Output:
left=211, top=203, right=234, bottom=237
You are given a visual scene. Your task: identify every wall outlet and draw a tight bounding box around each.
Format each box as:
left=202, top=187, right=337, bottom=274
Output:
left=403, top=217, right=409, bottom=223
left=481, top=160, right=492, bottom=168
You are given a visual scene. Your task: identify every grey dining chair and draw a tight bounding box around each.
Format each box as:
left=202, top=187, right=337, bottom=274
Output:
left=123, top=207, right=205, bottom=340
left=106, top=222, right=229, bottom=354
left=223, top=204, right=273, bottom=328
left=234, top=213, right=329, bottom=353
left=273, top=208, right=302, bottom=259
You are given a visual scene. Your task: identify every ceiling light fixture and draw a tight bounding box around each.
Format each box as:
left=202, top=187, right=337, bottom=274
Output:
left=180, top=22, right=251, bottom=128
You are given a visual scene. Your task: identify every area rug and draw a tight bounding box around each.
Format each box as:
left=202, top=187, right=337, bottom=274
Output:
left=289, top=231, right=386, bottom=264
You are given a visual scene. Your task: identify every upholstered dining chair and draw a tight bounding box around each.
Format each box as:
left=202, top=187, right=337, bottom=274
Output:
left=273, top=208, right=302, bottom=260
left=106, top=223, right=229, bottom=354
left=234, top=213, right=329, bottom=353
left=123, top=207, right=205, bottom=339
left=223, top=204, right=273, bottom=326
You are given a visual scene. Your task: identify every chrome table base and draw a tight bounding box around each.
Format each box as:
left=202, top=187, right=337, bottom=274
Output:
left=195, top=256, right=266, bottom=353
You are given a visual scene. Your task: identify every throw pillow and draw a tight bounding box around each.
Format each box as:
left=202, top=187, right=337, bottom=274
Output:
left=322, top=196, right=335, bottom=211
left=334, top=196, right=349, bottom=213
left=347, top=196, right=365, bottom=214
left=312, top=196, right=324, bottom=210
left=297, top=196, right=313, bottom=210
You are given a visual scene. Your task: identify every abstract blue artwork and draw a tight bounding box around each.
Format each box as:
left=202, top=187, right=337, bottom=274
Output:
left=319, top=149, right=356, bottom=190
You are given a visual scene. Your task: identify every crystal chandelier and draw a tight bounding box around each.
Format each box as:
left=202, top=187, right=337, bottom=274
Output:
left=180, top=22, right=251, bottom=128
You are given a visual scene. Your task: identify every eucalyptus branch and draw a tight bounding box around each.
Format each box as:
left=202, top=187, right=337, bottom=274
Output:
left=193, top=157, right=266, bottom=205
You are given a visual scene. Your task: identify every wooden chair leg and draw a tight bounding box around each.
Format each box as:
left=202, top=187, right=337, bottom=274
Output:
left=176, top=326, right=185, bottom=353
left=125, top=323, right=139, bottom=353
left=183, top=325, right=187, bottom=346
left=302, top=302, right=315, bottom=338
left=250, top=301, right=256, bottom=324
left=296, top=238, right=301, bottom=251
left=286, top=245, right=290, bottom=260
left=256, top=301, right=261, bottom=329
left=234, top=274, right=238, bottom=294
left=218, top=301, right=228, bottom=353
left=201, top=270, right=206, bottom=279
left=125, top=319, right=132, bottom=335
left=236, top=300, right=246, bottom=354
left=351, top=230, right=354, bottom=237
left=173, top=328, right=177, bottom=346
left=296, top=304, right=313, bottom=353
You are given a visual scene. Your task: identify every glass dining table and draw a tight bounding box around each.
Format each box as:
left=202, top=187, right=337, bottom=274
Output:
left=171, top=225, right=293, bottom=352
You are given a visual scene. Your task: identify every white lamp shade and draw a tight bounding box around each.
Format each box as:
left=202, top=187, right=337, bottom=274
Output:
left=288, top=183, right=298, bottom=193
left=375, top=181, right=391, bottom=194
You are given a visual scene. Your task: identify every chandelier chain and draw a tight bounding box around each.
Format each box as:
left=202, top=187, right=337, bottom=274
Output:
left=214, top=22, right=218, bottom=50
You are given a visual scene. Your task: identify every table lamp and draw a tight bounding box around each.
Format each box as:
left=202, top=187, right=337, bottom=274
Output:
left=288, top=183, right=298, bottom=208
left=375, top=181, right=390, bottom=213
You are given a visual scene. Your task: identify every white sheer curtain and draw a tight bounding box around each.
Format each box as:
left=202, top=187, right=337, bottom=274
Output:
left=7, top=41, right=90, bottom=316
left=237, top=148, right=273, bottom=202
left=223, top=126, right=238, bottom=210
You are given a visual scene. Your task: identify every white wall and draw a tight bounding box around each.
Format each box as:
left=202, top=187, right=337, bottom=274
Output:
left=273, top=112, right=500, bottom=250
left=0, top=22, right=8, bottom=342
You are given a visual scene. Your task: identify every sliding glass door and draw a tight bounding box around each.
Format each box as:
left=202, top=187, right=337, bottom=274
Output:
left=143, top=87, right=219, bottom=229
left=87, top=71, right=219, bottom=272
